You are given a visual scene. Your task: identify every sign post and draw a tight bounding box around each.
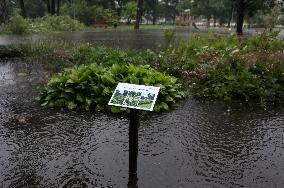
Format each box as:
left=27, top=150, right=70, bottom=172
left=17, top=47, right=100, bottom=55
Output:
left=108, top=83, right=160, bottom=188
left=128, top=109, right=139, bottom=188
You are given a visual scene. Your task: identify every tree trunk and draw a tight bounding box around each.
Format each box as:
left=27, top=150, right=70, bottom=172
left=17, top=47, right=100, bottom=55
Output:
left=46, top=0, right=51, bottom=14
left=227, top=5, right=234, bottom=27
left=51, top=0, right=56, bottom=15
left=0, top=0, right=10, bottom=24
left=134, top=0, right=143, bottom=30
left=57, top=0, right=61, bottom=16
left=213, top=15, right=217, bottom=27
left=220, top=19, right=225, bottom=27
left=117, top=0, right=123, bottom=16
left=236, top=0, right=245, bottom=35
left=206, top=16, right=211, bottom=28
left=152, top=12, right=156, bottom=25
left=19, top=0, right=26, bottom=18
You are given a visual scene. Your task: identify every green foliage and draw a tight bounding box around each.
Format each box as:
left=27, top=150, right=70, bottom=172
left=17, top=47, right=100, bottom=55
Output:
left=170, top=32, right=284, bottom=104
left=244, top=31, right=283, bottom=52
left=123, top=1, right=137, bottom=23
left=1, top=30, right=283, bottom=105
left=0, top=11, right=84, bottom=35
left=30, top=15, right=85, bottom=32
left=39, top=64, right=186, bottom=112
left=71, top=43, right=147, bottom=66
left=191, top=57, right=283, bottom=103
left=61, top=0, right=117, bottom=25
left=253, top=6, right=283, bottom=28
left=5, top=9, right=29, bottom=34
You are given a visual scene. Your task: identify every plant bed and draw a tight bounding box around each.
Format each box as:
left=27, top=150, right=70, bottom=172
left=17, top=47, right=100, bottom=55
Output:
left=39, top=64, right=187, bottom=113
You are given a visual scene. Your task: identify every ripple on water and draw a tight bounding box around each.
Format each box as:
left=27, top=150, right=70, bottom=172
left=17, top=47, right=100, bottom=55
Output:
left=0, top=60, right=284, bottom=188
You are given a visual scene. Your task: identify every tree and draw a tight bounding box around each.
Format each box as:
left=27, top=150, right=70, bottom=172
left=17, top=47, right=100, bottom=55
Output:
left=45, top=0, right=61, bottom=15
left=134, top=0, right=143, bottom=29
left=191, top=0, right=213, bottom=27
left=57, top=0, right=61, bottom=15
left=235, top=0, right=245, bottom=35
left=160, top=0, right=178, bottom=23
left=178, top=0, right=280, bottom=34
left=0, top=0, right=11, bottom=24
left=123, top=1, right=137, bottom=24
left=23, top=0, right=45, bottom=18
left=234, top=0, right=279, bottom=35
left=19, top=0, right=27, bottom=18
left=254, top=3, right=283, bottom=29
left=144, top=0, right=159, bottom=24
left=61, top=0, right=116, bottom=25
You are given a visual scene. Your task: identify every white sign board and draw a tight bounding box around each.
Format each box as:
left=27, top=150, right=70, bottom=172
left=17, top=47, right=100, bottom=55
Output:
left=108, top=83, right=160, bottom=111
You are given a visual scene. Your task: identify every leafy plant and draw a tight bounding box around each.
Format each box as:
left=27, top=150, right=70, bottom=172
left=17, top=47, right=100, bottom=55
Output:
left=122, top=1, right=137, bottom=24
left=5, top=9, right=29, bottom=34
left=30, top=15, right=85, bottom=32
left=0, top=12, right=84, bottom=35
left=39, top=64, right=187, bottom=112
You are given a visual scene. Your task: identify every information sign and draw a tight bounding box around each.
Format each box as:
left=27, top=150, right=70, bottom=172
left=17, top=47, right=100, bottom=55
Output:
left=108, top=83, right=160, bottom=111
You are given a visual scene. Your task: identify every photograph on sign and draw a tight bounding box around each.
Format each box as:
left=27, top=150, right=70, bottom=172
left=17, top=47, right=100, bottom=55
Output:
left=108, top=83, right=160, bottom=111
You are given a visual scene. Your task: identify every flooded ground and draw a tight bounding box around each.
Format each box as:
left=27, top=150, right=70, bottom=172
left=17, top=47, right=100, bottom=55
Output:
left=0, top=28, right=237, bottom=51
left=0, top=60, right=283, bottom=188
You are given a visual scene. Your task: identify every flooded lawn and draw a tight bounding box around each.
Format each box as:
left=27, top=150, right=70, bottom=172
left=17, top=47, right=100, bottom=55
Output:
left=0, top=60, right=283, bottom=187
left=0, top=28, right=235, bottom=51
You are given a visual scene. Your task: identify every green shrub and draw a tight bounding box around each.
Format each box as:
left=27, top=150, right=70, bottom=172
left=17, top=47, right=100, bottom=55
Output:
left=61, top=1, right=117, bottom=25
left=0, top=12, right=85, bottom=35
left=30, top=15, right=84, bottom=33
left=39, top=64, right=187, bottom=112
left=5, top=9, right=29, bottom=34
left=244, top=31, right=284, bottom=52
left=178, top=32, right=284, bottom=104
left=71, top=44, right=147, bottom=66
left=191, top=54, right=284, bottom=104
left=133, top=31, right=283, bottom=104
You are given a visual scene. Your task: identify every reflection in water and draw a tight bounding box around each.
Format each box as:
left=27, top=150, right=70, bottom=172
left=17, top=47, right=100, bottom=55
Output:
left=0, top=60, right=283, bottom=188
left=0, top=29, right=193, bottom=51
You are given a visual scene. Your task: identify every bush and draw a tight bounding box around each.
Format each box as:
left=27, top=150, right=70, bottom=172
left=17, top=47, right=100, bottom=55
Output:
left=61, top=1, right=117, bottom=25
left=39, top=64, right=187, bottom=112
left=177, top=32, right=284, bottom=104
left=6, top=9, right=29, bottom=34
left=71, top=44, right=147, bottom=66
left=0, top=12, right=85, bottom=35
left=30, top=15, right=85, bottom=33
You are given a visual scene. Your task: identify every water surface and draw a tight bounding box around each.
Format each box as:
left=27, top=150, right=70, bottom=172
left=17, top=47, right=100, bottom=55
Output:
left=0, top=28, right=234, bottom=51
left=0, top=60, right=283, bottom=188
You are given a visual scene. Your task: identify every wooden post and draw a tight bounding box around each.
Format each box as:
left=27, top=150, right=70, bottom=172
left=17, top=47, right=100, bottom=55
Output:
left=128, top=109, right=139, bottom=188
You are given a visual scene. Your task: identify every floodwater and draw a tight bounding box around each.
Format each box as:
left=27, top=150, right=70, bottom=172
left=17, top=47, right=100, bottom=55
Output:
left=0, top=59, right=283, bottom=188
left=0, top=28, right=234, bottom=51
